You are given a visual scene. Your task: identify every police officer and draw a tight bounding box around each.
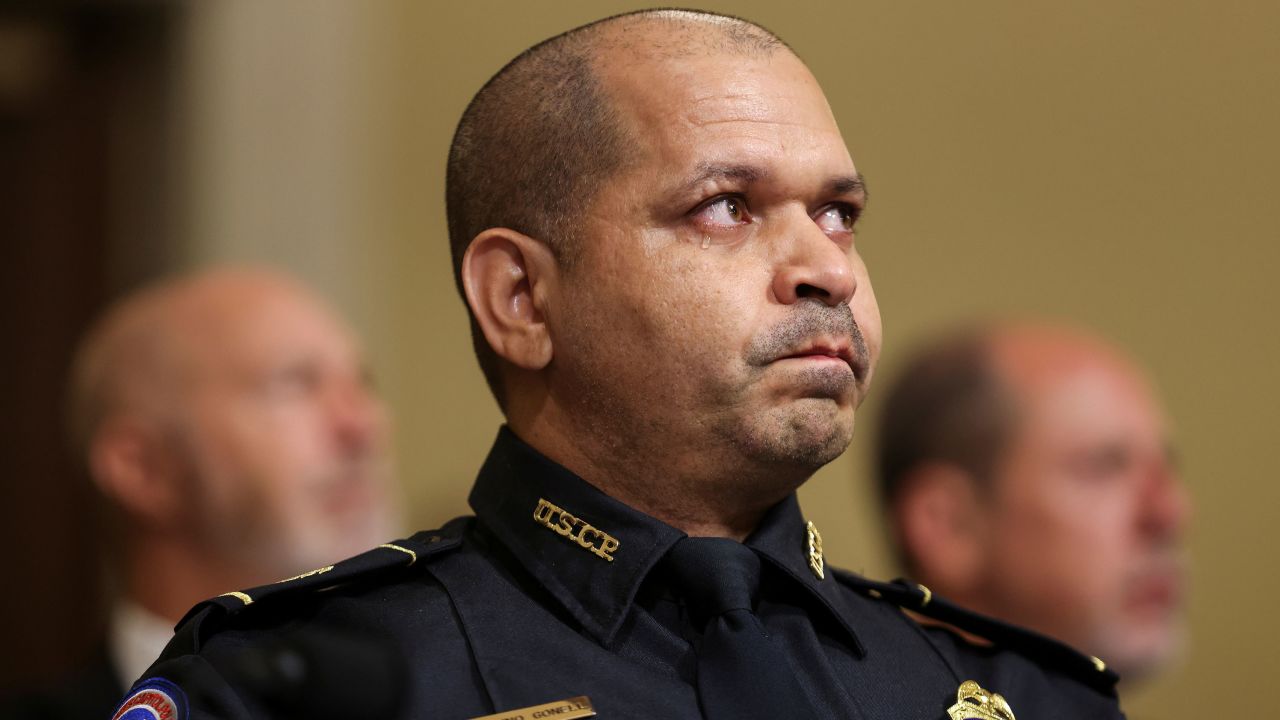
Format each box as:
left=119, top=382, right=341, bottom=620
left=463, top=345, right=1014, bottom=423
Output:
left=115, top=10, right=1125, bottom=719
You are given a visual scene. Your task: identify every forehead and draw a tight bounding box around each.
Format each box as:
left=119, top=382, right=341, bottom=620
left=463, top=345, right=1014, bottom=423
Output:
left=1004, top=345, right=1167, bottom=449
left=598, top=47, right=852, bottom=175
left=178, top=285, right=359, bottom=374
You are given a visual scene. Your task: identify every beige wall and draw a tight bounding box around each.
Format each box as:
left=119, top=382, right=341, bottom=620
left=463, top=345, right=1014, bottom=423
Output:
left=176, top=1, right=1280, bottom=715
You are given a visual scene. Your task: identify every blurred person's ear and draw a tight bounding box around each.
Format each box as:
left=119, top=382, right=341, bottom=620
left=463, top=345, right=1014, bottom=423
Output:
left=462, top=229, right=557, bottom=372
left=892, top=462, right=989, bottom=594
left=88, top=417, right=186, bottom=529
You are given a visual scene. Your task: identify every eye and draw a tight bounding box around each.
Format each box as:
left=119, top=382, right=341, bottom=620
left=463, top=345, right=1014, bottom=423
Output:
left=261, top=362, right=321, bottom=399
left=693, top=195, right=751, bottom=228
left=1069, top=445, right=1134, bottom=481
left=814, top=204, right=858, bottom=235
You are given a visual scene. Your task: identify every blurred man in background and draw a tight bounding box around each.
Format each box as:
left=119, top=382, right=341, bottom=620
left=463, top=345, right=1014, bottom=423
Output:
left=6, top=268, right=400, bottom=718
left=876, top=322, right=1190, bottom=683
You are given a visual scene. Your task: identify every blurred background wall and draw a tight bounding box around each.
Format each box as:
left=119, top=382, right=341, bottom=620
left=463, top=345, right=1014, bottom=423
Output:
left=2, top=0, right=1276, bottom=715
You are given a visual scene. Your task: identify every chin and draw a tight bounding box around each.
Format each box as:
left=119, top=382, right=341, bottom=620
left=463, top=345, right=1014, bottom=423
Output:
left=1084, top=613, right=1185, bottom=683
left=733, top=402, right=855, bottom=469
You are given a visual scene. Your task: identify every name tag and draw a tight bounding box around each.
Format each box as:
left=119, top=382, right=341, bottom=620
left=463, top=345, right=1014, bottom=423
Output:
left=533, top=498, right=620, bottom=561
left=469, top=695, right=596, bottom=720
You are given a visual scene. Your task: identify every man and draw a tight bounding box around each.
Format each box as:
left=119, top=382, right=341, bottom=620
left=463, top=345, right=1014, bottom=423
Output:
left=10, top=268, right=399, bottom=719
left=876, top=323, right=1190, bottom=684
left=115, top=11, right=1125, bottom=719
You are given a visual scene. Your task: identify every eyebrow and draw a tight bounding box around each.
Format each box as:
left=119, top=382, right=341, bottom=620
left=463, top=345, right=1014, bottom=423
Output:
left=684, top=162, right=769, bottom=190
left=829, top=173, right=868, bottom=203
left=679, top=163, right=868, bottom=204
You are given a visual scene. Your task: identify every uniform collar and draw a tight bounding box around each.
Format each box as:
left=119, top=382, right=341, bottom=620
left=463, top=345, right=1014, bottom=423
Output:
left=468, top=427, right=685, bottom=646
left=468, top=427, right=863, bottom=654
left=746, top=495, right=866, bottom=657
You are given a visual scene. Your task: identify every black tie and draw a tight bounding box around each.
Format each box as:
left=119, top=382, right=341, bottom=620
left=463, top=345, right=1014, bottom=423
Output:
left=664, top=537, right=819, bottom=719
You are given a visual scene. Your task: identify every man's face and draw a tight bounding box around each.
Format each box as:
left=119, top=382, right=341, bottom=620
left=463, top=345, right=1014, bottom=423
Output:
left=980, top=350, right=1189, bottom=679
left=169, top=286, right=398, bottom=582
left=546, top=48, right=880, bottom=487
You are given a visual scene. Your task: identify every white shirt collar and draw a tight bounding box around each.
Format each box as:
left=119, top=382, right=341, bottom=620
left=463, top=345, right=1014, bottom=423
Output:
left=107, top=599, right=176, bottom=689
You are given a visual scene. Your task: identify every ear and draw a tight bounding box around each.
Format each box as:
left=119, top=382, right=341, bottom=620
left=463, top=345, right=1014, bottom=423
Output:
left=88, top=417, right=185, bottom=529
left=461, top=228, right=557, bottom=371
left=892, top=462, right=989, bottom=597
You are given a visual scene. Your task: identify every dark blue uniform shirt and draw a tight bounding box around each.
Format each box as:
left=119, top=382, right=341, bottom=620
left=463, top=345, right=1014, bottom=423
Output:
left=116, top=427, right=1124, bottom=719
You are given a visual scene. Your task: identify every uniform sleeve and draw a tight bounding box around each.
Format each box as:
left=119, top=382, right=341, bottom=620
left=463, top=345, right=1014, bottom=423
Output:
left=112, top=654, right=258, bottom=720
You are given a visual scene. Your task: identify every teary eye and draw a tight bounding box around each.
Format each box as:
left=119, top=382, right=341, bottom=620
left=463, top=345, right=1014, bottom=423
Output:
left=814, top=204, right=858, bottom=235
left=695, top=195, right=751, bottom=228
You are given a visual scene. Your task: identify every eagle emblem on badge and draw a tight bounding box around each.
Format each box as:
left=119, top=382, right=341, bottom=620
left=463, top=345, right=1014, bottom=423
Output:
left=947, top=680, right=1015, bottom=720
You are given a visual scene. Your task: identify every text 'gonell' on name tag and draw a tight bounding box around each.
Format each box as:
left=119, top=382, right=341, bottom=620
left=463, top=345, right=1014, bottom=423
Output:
left=469, top=695, right=596, bottom=720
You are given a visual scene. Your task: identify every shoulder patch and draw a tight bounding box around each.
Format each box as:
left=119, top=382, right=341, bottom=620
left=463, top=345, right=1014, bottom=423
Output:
left=171, top=518, right=472, bottom=650
left=111, top=677, right=188, bottom=720
left=833, top=570, right=1119, bottom=695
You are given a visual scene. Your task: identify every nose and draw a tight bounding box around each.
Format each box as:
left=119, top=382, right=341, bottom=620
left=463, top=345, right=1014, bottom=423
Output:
left=1139, top=460, right=1191, bottom=542
left=771, top=211, right=857, bottom=307
left=327, top=374, right=386, bottom=456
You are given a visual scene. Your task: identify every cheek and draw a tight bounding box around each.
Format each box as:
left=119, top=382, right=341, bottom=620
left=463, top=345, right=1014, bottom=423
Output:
left=200, top=405, right=323, bottom=487
left=851, top=262, right=882, bottom=363
left=591, top=253, right=762, bottom=362
left=993, top=479, right=1131, bottom=599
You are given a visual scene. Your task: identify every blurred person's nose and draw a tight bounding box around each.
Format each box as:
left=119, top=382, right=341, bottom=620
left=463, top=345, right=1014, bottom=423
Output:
left=325, top=373, right=386, bottom=456
left=1139, top=459, right=1191, bottom=543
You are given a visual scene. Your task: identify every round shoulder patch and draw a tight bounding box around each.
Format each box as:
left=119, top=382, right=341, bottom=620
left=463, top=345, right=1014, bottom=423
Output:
left=111, top=677, right=189, bottom=720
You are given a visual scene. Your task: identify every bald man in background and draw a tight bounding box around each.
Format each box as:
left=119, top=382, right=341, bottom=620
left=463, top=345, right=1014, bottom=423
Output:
left=877, top=323, right=1190, bottom=685
left=6, top=268, right=400, bottom=719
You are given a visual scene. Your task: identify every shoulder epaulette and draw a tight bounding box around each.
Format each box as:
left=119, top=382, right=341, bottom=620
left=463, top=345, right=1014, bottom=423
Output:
left=171, top=518, right=470, bottom=652
left=833, top=569, right=1119, bottom=695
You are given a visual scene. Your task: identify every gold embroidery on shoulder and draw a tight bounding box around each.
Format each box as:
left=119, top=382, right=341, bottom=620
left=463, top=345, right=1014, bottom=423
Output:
left=219, top=591, right=253, bottom=606
left=379, top=543, right=418, bottom=566
left=276, top=565, right=334, bottom=583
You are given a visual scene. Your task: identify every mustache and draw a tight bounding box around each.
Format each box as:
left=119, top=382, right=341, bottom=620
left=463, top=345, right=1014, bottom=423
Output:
left=744, top=301, right=868, bottom=372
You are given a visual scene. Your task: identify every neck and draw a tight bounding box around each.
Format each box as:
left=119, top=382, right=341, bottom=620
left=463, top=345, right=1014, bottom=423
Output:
left=122, top=533, right=259, bottom=623
left=510, top=400, right=810, bottom=540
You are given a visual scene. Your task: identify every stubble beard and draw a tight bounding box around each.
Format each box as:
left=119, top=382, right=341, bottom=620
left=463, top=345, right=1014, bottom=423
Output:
left=720, top=396, right=855, bottom=471
left=545, top=296, right=868, bottom=525
left=726, top=300, right=865, bottom=471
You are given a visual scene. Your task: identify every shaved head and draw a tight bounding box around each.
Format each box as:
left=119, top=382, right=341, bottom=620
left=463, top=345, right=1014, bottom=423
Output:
left=70, top=268, right=399, bottom=618
left=446, top=9, right=790, bottom=405
left=69, top=269, right=328, bottom=454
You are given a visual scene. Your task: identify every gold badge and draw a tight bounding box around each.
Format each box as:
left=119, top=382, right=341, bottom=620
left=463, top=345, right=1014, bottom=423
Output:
left=805, top=521, right=824, bottom=580
left=947, top=680, right=1015, bottom=720
left=533, top=498, right=620, bottom=561
left=469, top=695, right=595, bottom=720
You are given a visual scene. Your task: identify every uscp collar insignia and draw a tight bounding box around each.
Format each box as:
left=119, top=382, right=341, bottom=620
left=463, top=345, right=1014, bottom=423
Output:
left=947, top=680, right=1015, bottom=720
left=111, top=677, right=188, bottom=720
left=533, top=498, right=620, bottom=561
